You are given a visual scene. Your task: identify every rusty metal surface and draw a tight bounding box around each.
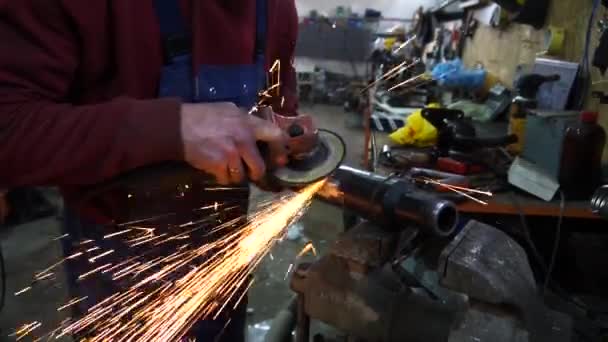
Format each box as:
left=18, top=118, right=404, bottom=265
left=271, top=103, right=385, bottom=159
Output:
left=438, top=220, right=536, bottom=304
left=329, top=221, right=399, bottom=273
left=296, top=295, right=310, bottom=342
left=291, top=221, right=460, bottom=342
left=315, top=166, right=458, bottom=236
left=291, top=219, right=573, bottom=342
left=438, top=220, right=572, bottom=342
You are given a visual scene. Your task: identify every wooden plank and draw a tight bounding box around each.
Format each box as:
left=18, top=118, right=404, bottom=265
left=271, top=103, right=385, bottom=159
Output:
left=457, top=194, right=599, bottom=219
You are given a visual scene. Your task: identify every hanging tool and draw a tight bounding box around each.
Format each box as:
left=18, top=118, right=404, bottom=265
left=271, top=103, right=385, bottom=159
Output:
left=492, top=0, right=550, bottom=29
left=593, top=15, right=608, bottom=74
left=421, top=108, right=517, bottom=175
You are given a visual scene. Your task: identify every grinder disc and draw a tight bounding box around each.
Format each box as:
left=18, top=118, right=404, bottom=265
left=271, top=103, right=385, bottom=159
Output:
left=272, top=129, right=345, bottom=186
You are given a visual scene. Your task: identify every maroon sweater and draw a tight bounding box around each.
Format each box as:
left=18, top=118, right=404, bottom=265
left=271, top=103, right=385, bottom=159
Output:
left=0, top=0, right=298, bottom=189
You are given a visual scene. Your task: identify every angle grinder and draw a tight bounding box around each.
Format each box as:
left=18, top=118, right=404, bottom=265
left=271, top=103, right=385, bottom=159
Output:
left=254, top=109, right=346, bottom=187
left=76, top=111, right=346, bottom=223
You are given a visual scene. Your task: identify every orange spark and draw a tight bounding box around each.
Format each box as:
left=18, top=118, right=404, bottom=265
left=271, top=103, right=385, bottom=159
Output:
left=88, top=249, right=115, bottom=263
left=78, top=263, right=112, bottom=281
left=420, top=177, right=490, bottom=205
left=388, top=73, right=428, bottom=92
left=284, top=263, right=294, bottom=280
left=361, top=59, right=420, bottom=93
left=57, top=296, right=88, bottom=312
left=51, top=180, right=325, bottom=341
left=11, top=321, right=42, bottom=340
left=103, top=229, right=132, bottom=239
left=297, top=241, right=317, bottom=258
left=394, top=34, right=417, bottom=53
left=52, top=233, right=69, bottom=241
left=14, top=287, right=31, bottom=296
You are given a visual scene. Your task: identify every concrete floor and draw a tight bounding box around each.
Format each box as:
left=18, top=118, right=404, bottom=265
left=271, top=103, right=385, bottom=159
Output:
left=0, top=105, right=370, bottom=341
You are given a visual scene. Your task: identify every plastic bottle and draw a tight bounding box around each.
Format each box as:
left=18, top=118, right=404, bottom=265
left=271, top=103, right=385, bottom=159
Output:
left=559, top=112, right=606, bottom=200
left=507, top=74, right=560, bottom=155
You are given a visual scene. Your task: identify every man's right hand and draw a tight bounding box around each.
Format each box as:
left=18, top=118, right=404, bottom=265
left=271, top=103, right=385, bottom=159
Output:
left=180, top=102, right=289, bottom=185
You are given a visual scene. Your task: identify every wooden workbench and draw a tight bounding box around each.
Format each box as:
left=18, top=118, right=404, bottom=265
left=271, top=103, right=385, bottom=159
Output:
left=362, top=80, right=599, bottom=220
left=457, top=192, right=598, bottom=219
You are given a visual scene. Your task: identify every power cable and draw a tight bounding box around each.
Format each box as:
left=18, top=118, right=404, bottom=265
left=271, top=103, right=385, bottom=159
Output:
left=0, top=242, right=5, bottom=312
left=543, top=190, right=565, bottom=297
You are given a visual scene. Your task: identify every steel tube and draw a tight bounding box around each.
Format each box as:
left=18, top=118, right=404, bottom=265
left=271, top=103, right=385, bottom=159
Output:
left=295, top=295, right=310, bottom=342
left=265, top=296, right=298, bottom=342
left=316, top=166, right=458, bottom=236
left=591, top=185, right=608, bottom=219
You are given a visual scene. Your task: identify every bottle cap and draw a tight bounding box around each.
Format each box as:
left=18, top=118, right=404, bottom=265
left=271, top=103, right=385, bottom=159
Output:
left=581, top=111, right=599, bottom=123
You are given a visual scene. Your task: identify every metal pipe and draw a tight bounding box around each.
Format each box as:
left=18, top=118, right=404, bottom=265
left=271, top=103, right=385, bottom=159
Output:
left=295, top=294, right=310, bottom=342
left=591, top=185, right=608, bottom=219
left=265, top=296, right=298, bottom=342
left=316, top=166, right=458, bottom=237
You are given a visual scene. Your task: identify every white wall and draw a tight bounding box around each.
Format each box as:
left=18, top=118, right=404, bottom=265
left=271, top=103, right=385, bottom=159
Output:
left=295, top=0, right=439, bottom=19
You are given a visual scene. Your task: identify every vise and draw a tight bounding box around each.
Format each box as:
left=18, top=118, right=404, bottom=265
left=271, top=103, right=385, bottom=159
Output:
left=287, top=166, right=572, bottom=342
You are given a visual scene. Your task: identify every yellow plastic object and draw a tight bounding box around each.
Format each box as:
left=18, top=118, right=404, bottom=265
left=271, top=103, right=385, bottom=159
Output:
left=508, top=117, right=526, bottom=155
left=389, top=104, right=440, bottom=147
left=384, top=37, right=397, bottom=50
left=545, top=26, right=565, bottom=56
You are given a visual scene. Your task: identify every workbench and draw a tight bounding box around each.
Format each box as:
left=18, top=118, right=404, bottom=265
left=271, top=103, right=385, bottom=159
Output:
left=457, top=192, right=598, bottom=219
left=362, top=109, right=598, bottom=220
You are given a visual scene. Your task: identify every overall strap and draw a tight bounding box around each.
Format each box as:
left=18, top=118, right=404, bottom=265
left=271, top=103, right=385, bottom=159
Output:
left=254, top=0, right=268, bottom=62
left=153, top=0, right=191, bottom=62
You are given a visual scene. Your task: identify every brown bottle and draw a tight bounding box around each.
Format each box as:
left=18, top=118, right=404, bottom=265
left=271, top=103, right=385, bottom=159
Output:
left=559, top=112, right=606, bottom=200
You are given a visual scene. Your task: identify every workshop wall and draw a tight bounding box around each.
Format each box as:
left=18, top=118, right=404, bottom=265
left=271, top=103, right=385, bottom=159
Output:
left=295, top=0, right=439, bottom=19
left=462, top=0, right=608, bottom=160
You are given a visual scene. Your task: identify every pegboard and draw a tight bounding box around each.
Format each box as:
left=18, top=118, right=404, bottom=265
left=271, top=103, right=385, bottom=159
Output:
left=462, top=0, right=608, bottom=160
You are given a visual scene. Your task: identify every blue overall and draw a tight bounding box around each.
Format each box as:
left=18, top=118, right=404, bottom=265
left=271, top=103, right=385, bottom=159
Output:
left=61, top=1, right=267, bottom=340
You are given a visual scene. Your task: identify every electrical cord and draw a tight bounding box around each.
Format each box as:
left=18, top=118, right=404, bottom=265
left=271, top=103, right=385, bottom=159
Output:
left=543, top=189, right=565, bottom=297
left=509, top=191, right=600, bottom=317
left=509, top=190, right=565, bottom=295
left=509, top=192, right=549, bottom=272
left=0, top=243, right=5, bottom=312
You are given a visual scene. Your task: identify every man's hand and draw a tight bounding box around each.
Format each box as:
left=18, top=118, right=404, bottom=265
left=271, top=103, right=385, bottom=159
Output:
left=180, top=102, right=288, bottom=185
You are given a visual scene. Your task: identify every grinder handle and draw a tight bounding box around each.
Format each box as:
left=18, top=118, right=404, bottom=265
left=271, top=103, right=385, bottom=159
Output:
left=77, top=139, right=287, bottom=206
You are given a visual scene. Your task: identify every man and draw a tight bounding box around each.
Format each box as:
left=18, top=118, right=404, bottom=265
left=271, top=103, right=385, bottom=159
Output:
left=0, top=191, right=7, bottom=224
left=0, top=0, right=298, bottom=340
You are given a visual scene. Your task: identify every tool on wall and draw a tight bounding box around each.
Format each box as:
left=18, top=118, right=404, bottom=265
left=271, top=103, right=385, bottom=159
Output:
left=492, top=0, right=550, bottom=29
left=593, top=9, right=608, bottom=74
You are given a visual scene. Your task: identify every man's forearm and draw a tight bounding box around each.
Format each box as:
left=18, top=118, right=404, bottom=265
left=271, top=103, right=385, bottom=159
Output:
left=0, top=97, right=183, bottom=188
